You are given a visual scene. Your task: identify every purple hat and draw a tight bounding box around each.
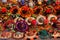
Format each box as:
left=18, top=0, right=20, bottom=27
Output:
left=16, top=20, right=29, bottom=32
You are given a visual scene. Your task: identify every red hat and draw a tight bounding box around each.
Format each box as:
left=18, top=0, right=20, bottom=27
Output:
left=1, top=7, right=7, bottom=13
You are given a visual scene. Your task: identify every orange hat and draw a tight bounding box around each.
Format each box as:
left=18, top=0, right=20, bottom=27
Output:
left=18, top=6, right=33, bottom=18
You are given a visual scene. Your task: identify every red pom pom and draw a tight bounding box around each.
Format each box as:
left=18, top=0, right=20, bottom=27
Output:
left=52, top=20, right=57, bottom=23
left=46, top=8, right=51, bottom=13
left=1, top=7, right=7, bottom=13
left=56, top=2, right=60, bottom=5
left=44, top=19, right=49, bottom=24
left=31, top=20, right=37, bottom=25
left=22, top=6, right=29, bottom=11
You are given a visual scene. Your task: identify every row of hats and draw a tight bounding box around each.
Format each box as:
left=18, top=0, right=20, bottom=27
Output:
left=0, top=5, right=60, bottom=17
left=0, top=14, right=59, bottom=32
